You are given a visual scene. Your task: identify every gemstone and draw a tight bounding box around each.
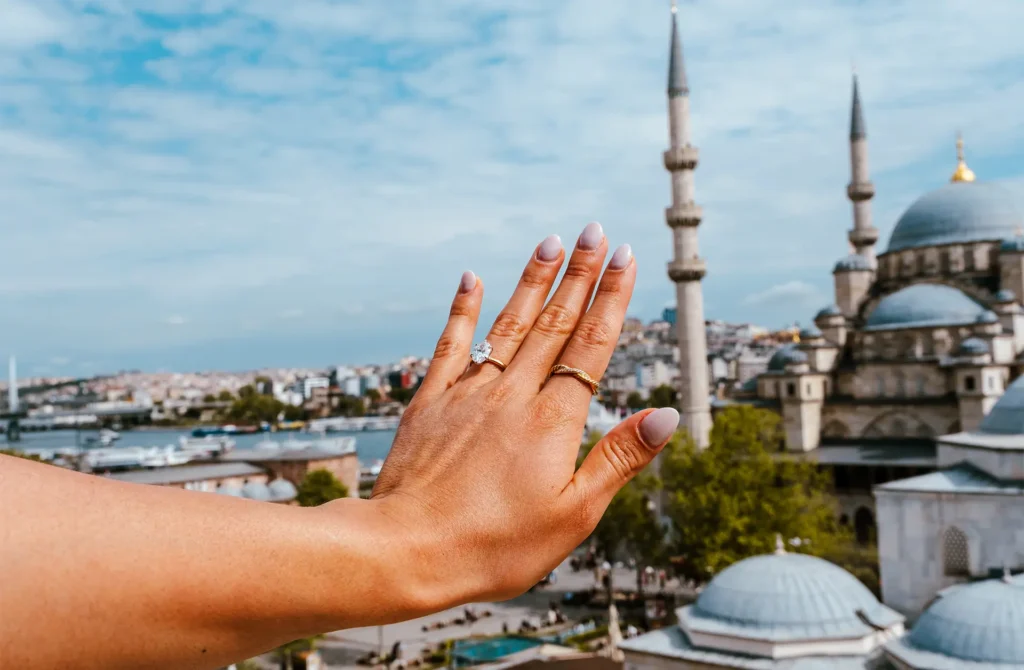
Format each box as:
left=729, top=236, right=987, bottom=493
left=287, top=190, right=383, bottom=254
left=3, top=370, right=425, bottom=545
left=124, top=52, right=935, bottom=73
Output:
left=470, top=341, right=492, bottom=364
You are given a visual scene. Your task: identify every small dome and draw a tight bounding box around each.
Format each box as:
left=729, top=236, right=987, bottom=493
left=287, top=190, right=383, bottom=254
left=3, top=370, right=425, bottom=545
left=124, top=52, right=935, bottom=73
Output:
left=740, top=377, right=758, bottom=393
left=267, top=478, right=298, bottom=502
left=996, top=289, right=1017, bottom=302
left=1002, top=236, right=1024, bottom=253
left=887, top=182, right=1023, bottom=253
left=799, top=326, right=823, bottom=339
left=216, top=484, right=244, bottom=497
left=887, top=578, right=1024, bottom=666
left=833, top=254, right=873, bottom=273
left=241, top=481, right=272, bottom=501
left=687, top=552, right=897, bottom=637
left=864, top=284, right=986, bottom=331
left=766, top=344, right=807, bottom=371
left=958, top=337, right=990, bottom=356
left=815, top=305, right=842, bottom=320
left=978, top=374, right=1024, bottom=435
left=977, top=310, right=1000, bottom=324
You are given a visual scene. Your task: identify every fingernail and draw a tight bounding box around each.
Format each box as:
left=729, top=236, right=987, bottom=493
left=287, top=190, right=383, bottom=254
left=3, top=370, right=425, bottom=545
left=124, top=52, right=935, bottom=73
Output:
left=638, top=407, right=679, bottom=448
left=608, top=244, right=632, bottom=270
left=459, top=271, right=476, bottom=294
left=537, top=234, right=562, bottom=262
left=577, top=222, right=604, bottom=250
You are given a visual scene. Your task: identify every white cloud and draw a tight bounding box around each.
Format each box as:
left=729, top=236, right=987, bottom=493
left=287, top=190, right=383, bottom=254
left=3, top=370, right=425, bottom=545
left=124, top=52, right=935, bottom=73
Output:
left=743, top=281, right=826, bottom=309
left=1, top=0, right=1023, bottom=368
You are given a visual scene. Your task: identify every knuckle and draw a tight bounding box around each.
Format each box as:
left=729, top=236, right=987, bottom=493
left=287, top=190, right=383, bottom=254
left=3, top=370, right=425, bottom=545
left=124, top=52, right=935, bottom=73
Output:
left=533, top=303, right=576, bottom=338
left=449, top=301, right=475, bottom=320
left=529, top=395, right=569, bottom=430
left=595, top=274, right=624, bottom=297
left=520, top=265, right=550, bottom=290
left=490, top=312, right=530, bottom=341
left=563, top=258, right=594, bottom=281
left=432, top=335, right=462, bottom=360
left=483, top=378, right=516, bottom=407
left=601, top=436, right=645, bottom=482
left=572, top=317, right=613, bottom=350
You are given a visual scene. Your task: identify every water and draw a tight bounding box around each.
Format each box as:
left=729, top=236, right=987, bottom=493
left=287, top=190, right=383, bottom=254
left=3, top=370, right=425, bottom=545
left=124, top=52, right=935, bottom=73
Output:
left=452, top=637, right=543, bottom=665
left=5, top=428, right=398, bottom=465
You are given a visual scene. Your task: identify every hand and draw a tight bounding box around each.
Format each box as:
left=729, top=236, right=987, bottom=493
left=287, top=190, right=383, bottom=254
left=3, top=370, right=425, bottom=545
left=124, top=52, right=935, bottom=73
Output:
left=368, top=222, right=680, bottom=611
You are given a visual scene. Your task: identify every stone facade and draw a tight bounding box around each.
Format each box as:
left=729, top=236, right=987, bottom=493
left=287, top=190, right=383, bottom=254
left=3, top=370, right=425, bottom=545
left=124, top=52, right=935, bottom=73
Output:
left=262, top=452, right=360, bottom=498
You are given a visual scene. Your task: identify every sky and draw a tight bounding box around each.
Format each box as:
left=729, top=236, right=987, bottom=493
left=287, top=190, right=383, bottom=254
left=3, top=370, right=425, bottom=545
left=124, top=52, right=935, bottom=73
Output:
left=2, top=0, right=1024, bottom=376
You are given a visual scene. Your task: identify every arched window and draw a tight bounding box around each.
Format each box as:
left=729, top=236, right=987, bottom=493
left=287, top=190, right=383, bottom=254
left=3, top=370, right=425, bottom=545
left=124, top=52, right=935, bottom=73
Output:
left=890, top=419, right=907, bottom=437
left=943, top=527, right=970, bottom=576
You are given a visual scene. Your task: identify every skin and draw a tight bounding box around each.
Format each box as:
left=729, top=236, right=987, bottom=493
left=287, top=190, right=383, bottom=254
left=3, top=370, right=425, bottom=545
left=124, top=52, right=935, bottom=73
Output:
left=0, top=223, right=678, bottom=669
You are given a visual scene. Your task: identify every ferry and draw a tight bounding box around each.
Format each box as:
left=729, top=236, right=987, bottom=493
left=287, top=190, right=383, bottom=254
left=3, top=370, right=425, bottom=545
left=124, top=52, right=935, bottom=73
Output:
left=191, top=422, right=270, bottom=437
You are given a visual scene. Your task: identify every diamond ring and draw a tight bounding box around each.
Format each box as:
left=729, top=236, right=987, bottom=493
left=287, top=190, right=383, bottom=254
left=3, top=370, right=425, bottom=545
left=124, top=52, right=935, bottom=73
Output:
left=470, top=340, right=507, bottom=371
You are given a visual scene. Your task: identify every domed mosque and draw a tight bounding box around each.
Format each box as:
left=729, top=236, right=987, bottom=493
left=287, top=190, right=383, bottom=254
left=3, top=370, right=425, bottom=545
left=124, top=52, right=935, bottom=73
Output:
left=722, top=72, right=1024, bottom=617
left=620, top=536, right=906, bottom=668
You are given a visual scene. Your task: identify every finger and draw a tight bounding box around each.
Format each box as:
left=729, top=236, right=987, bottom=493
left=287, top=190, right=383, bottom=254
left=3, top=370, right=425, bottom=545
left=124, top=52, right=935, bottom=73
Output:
left=416, top=271, right=483, bottom=399
left=508, top=222, right=607, bottom=385
left=460, top=234, right=564, bottom=387
left=567, top=407, right=679, bottom=513
left=543, top=244, right=634, bottom=410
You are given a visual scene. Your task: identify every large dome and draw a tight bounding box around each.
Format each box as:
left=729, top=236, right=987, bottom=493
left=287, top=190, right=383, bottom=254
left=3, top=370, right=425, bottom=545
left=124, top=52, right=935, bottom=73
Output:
left=886, top=577, right=1024, bottom=667
left=886, top=182, right=1022, bottom=253
left=978, top=373, right=1024, bottom=435
left=682, top=552, right=900, bottom=639
left=864, top=284, right=987, bottom=331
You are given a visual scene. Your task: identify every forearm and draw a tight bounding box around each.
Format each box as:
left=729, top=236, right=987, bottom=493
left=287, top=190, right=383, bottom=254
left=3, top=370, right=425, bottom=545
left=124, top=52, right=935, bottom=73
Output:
left=0, top=456, right=431, bottom=669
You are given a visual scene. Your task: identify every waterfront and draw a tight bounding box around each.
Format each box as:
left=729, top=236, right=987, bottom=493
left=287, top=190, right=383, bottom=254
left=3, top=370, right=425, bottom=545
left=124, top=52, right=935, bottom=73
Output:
left=4, top=428, right=398, bottom=466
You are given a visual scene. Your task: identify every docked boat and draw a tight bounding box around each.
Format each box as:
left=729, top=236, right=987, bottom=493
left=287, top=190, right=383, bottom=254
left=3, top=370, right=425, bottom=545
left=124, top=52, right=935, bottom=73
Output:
left=83, top=428, right=121, bottom=447
left=177, top=435, right=235, bottom=458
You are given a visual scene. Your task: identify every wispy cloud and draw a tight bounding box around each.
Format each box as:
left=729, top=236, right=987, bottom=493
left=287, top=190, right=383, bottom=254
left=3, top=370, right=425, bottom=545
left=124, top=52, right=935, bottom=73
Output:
left=1, top=0, right=1023, bottom=370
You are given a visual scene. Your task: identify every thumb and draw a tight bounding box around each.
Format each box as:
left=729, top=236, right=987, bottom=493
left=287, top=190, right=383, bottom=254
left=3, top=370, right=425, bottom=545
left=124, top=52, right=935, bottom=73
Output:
left=572, top=407, right=679, bottom=507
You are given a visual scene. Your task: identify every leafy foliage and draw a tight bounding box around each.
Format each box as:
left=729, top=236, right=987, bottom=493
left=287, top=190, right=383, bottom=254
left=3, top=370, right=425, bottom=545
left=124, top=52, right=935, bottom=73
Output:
left=0, top=448, right=42, bottom=462
left=296, top=469, right=349, bottom=507
left=661, top=405, right=848, bottom=581
left=625, top=392, right=646, bottom=411
left=648, top=384, right=677, bottom=409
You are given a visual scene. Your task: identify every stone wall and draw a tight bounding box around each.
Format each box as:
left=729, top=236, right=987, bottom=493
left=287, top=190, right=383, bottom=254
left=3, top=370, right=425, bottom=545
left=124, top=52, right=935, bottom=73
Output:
left=821, top=402, right=958, bottom=439
left=264, top=453, right=360, bottom=498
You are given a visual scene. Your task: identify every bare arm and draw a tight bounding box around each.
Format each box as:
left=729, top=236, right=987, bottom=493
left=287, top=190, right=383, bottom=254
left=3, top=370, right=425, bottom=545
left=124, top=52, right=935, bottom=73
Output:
left=0, top=224, right=679, bottom=669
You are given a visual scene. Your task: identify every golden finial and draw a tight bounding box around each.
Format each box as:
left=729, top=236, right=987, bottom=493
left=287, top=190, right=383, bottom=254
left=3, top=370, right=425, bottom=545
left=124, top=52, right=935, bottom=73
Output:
left=951, top=132, right=976, bottom=183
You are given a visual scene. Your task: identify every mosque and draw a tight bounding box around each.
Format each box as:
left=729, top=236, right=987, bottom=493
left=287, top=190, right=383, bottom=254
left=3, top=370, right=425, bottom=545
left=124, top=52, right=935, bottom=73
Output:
left=628, top=3, right=1024, bottom=666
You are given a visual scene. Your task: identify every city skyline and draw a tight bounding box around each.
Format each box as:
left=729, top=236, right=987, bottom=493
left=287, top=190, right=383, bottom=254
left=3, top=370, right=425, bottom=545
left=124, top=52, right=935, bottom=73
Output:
left=3, top=0, right=1024, bottom=376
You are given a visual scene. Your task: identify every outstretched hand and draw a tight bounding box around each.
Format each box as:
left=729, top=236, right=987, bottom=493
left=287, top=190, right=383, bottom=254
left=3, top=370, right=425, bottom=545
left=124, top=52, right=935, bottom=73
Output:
left=367, top=221, right=680, bottom=611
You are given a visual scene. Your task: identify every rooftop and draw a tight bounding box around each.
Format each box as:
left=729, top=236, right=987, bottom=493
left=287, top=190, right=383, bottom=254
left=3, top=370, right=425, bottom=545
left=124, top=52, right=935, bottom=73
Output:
left=876, top=462, right=1024, bottom=495
left=106, top=462, right=265, bottom=486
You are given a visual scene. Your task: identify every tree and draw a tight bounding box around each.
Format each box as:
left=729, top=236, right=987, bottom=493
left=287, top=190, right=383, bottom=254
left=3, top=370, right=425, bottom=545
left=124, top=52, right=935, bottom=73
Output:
left=364, top=388, right=381, bottom=403
left=660, top=405, right=847, bottom=582
left=625, top=392, right=646, bottom=411
left=281, top=404, right=307, bottom=422
left=389, top=387, right=415, bottom=405
left=202, top=394, right=216, bottom=403
left=296, top=469, right=349, bottom=507
left=226, top=393, right=285, bottom=424
left=217, top=390, right=234, bottom=402
left=274, top=636, right=323, bottom=670
left=0, top=448, right=42, bottom=462
left=648, top=384, right=677, bottom=409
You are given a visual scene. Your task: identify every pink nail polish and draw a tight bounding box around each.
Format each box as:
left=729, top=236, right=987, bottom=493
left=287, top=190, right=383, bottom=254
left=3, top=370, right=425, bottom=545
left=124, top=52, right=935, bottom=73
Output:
left=608, top=244, right=632, bottom=269
left=537, top=235, right=563, bottom=262
left=459, top=271, right=476, bottom=294
left=578, top=222, right=604, bottom=250
left=639, top=407, right=679, bottom=447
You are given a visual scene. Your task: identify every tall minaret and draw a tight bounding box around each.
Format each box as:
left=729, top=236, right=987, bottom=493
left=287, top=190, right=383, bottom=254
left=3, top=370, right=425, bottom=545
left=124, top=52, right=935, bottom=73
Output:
left=846, top=74, right=878, bottom=265
left=664, top=1, right=711, bottom=448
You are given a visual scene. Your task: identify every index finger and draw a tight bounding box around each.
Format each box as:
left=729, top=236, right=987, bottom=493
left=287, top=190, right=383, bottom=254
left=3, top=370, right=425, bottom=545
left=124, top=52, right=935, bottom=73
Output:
left=541, top=244, right=635, bottom=411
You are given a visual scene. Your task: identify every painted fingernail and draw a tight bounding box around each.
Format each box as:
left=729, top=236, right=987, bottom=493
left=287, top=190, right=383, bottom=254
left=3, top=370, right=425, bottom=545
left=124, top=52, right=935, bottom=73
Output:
left=608, top=244, right=632, bottom=270
left=577, top=221, right=604, bottom=250
left=459, top=270, right=476, bottom=294
left=537, top=234, right=563, bottom=262
left=638, top=407, right=680, bottom=448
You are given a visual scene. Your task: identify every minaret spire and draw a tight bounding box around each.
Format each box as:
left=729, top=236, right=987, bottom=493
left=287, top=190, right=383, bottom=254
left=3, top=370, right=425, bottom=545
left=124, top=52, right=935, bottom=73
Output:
left=846, top=73, right=878, bottom=266
left=663, top=2, right=711, bottom=448
left=951, top=132, right=976, bottom=183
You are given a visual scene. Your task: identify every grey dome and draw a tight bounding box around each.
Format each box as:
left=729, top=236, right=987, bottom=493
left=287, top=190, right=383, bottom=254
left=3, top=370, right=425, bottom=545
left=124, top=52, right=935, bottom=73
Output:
left=996, top=289, right=1017, bottom=302
left=864, top=284, right=986, bottom=331
left=815, top=305, right=842, bottom=320
left=977, top=310, right=1000, bottom=324
left=216, top=484, right=244, bottom=497
left=958, top=337, right=990, bottom=356
left=267, top=478, right=298, bottom=502
left=833, top=254, right=873, bottom=273
left=683, top=552, right=900, bottom=640
left=766, top=344, right=807, bottom=371
left=241, top=481, right=272, bottom=501
left=887, top=578, right=1024, bottom=666
left=799, top=326, right=822, bottom=339
left=887, top=182, right=1023, bottom=253
left=978, top=374, right=1024, bottom=435
left=1002, top=236, right=1024, bottom=253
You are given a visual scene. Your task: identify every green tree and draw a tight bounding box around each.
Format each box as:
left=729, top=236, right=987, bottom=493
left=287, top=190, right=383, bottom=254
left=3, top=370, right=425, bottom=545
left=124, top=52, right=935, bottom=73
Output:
left=274, top=636, right=323, bottom=670
left=661, top=405, right=847, bottom=582
left=625, top=391, right=646, bottom=411
left=296, top=469, right=349, bottom=507
left=281, top=404, right=307, bottom=422
left=0, top=448, right=42, bottom=462
left=364, top=388, right=381, bottom=403
left=333, top=394, right=366, bottom=418
left=648, top=384, right=677, bottom=409
left=238, top=384, right=256, bottom=399
left=226, top=393, right=285, bottom=424
left=217, top=390, right=234, bottom=402
left=202, top=393, right=216, bottom=403
left=389, top=387, right=415, bottom=405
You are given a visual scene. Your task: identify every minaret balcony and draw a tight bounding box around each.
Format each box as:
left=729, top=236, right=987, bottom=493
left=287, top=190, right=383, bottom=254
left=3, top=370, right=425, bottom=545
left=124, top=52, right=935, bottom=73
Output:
left=847, top=181, right=875, bottom=201
left=848, top=226, right=879, bottom=247
left=663, top=146, right=699, bottom=170
left=667, top=257, right=707, bottom=282
left=665, top=203, right=703, bottom=228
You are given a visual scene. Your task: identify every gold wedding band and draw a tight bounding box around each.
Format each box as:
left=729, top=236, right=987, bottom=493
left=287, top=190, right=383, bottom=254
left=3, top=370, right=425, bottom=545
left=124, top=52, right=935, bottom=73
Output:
left=549, top=364, right=601, bottom=395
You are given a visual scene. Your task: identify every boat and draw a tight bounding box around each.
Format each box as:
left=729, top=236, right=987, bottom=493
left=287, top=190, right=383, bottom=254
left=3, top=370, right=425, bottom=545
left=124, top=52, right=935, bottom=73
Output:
left=83, top=428, right=121, bottom=447
left=177, top=435, right=235, bottom=458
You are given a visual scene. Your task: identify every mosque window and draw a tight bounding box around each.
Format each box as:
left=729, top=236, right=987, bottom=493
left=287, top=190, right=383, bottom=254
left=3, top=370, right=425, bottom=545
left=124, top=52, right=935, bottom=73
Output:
left=916, top=376, right=927, bottom=396
left=805, top=382, right=812, bottom=396
left=943, top=527, right=970, bottom=576
left=876, top=376, right=885, bottom=396
left=787, top=382, right=796, bottom=397
left=964, top=375, right=976, bottom=392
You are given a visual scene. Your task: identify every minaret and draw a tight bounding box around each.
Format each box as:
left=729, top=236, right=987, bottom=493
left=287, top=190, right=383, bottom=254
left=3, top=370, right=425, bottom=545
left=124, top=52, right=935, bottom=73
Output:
left=846, top=74, right=879, bottom=265
left=664, top=1, right=711, bottom=448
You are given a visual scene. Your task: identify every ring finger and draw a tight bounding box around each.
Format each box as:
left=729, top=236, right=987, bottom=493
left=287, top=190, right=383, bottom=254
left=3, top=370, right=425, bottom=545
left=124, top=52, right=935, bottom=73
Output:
left=460, top=234, right=565, bottom=386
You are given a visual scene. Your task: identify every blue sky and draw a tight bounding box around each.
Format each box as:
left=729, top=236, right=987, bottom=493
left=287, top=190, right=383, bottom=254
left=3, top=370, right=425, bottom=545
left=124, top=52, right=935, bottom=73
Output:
left=2, top=0, right=1024, bottom=376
